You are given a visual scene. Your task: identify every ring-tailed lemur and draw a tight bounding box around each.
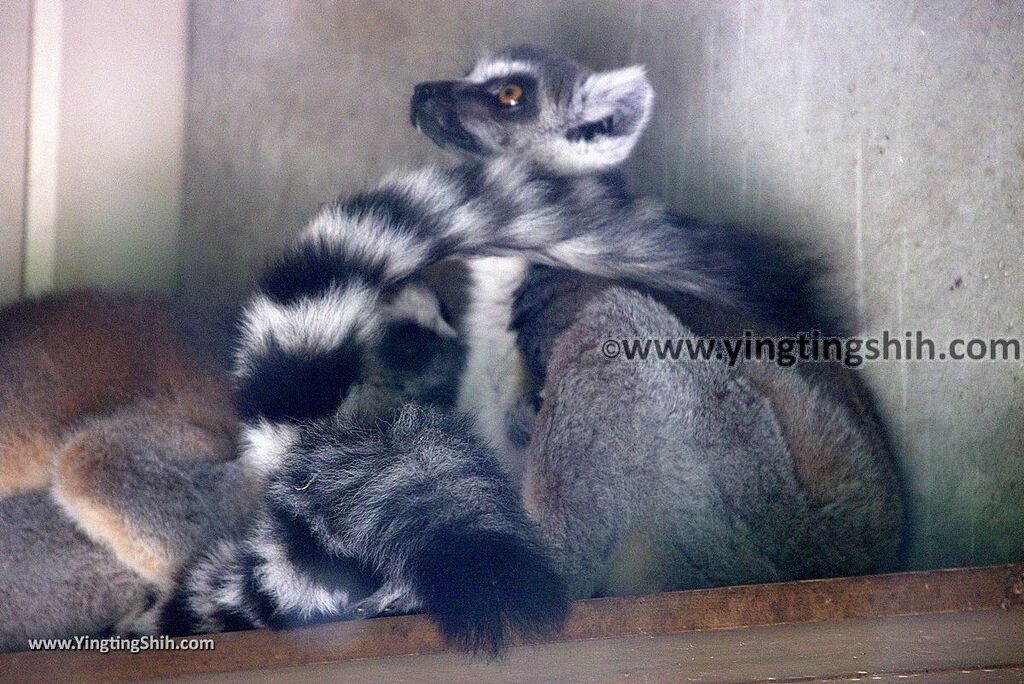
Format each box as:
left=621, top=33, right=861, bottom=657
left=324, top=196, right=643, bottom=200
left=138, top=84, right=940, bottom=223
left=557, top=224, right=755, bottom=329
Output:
left=147, top=155, right=813, bottom=651
left=413, top=46, right=902, bottom=598
left=148, top=46, right=900, bottom=653
left=411, top=45, right=838, bottom=468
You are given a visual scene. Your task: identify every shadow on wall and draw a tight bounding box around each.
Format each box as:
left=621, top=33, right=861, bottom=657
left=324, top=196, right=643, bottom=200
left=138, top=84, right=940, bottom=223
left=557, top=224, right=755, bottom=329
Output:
left=179, top=0, right=1024, bottom=570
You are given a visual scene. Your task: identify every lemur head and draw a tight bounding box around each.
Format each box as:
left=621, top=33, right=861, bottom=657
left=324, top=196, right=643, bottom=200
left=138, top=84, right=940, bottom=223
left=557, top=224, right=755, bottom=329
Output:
left=411, top=45, right=654, bottom=174
left=341, top=282, right=465, bottom=417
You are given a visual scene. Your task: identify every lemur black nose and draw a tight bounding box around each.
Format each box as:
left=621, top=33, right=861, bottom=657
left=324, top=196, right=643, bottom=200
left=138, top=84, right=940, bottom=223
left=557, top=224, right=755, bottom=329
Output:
left=411, top=81, right=456, bottom=126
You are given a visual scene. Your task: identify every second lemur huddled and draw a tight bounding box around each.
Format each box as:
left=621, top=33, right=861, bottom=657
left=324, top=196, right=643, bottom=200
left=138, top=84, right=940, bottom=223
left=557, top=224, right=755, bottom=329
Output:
left=411, top=46, right=840, bottom=468
left=141, top=46, right=903, bottom=653
left=411, top=46, right=902, bottom=597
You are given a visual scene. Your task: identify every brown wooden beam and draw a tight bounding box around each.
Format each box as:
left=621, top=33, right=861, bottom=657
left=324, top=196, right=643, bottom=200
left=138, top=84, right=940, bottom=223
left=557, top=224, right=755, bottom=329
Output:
left=1, top=563, right=1021, bottom=683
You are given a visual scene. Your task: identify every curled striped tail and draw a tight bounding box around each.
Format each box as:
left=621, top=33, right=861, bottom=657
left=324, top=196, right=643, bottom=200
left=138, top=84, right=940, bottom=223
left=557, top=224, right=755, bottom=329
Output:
left=233, top=157, right=796, bottom=448
left=151, top=405, right=568, bottom=655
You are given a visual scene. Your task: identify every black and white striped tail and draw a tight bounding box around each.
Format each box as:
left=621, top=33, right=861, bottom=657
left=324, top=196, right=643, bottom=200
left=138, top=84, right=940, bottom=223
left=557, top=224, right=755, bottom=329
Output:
left=157, top=405, right=568, bottom=655
left=234, top=157, right=828, bottom=461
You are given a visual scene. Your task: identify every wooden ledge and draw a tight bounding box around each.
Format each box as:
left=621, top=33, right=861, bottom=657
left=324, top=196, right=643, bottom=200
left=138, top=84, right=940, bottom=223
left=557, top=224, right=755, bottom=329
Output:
left=2, top=563, right=1021, bottom=683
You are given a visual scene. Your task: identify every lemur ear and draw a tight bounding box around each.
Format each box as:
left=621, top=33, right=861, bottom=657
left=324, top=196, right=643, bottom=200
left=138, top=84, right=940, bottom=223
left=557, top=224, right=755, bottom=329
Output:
left=568, top=65, right=654, bottom=144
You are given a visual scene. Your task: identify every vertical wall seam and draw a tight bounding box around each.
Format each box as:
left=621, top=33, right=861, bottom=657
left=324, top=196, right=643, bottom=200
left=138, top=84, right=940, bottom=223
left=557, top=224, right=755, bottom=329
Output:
left=2, top=0, right=32, bottom=302
left=854, top=134, right=865, bottom=332
left=21, top=0, right=62, bottom=296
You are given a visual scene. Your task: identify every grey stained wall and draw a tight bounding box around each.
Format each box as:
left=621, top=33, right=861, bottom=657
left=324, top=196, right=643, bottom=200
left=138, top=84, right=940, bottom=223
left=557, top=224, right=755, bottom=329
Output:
left=180, top=1, right=1024, bottom=570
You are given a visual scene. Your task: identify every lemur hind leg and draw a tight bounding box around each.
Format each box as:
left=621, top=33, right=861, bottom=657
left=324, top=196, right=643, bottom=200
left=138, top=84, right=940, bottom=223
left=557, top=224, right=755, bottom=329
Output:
left=0, top=415, right=58, bottom=499
left=51, top=403, right=256, bottom=587
left=0, top=492, right=155, bottom=651
left=521, top=284, right=903, bottom=598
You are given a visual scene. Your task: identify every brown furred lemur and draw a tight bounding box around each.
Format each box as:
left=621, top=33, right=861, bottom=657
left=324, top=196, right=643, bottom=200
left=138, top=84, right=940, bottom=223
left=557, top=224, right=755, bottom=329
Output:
left=0, top=292, right=253, bottom=651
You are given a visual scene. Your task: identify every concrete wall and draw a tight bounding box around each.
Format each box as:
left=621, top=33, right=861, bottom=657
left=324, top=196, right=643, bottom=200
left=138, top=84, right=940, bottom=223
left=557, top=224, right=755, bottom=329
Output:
left=0, top=0, right=30, bottom=305
left=51, top=0, right=189, bottom=294
left=180, top=0, right=1024, bottom=570
left=0, top=0, right=189, bottom=304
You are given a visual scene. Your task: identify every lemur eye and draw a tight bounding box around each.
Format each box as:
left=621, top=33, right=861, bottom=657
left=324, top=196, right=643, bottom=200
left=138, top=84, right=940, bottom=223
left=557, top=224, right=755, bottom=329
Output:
left=497, top=83, right=523, bottom=107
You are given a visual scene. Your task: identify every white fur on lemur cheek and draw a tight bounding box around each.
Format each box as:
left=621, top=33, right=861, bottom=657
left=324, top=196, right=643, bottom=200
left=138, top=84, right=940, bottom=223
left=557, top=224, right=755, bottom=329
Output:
left=384, top=283, right=457, bottom=339
left=457, top=50, right=655, bottom=175
left=531, top=134, right=638, bottom=174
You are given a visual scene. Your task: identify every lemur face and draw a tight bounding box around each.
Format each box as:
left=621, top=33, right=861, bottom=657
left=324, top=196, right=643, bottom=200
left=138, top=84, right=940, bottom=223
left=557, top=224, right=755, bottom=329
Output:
left=411, top=45, right=654, bottom=174
left=341, top=283, right=465, bottom=417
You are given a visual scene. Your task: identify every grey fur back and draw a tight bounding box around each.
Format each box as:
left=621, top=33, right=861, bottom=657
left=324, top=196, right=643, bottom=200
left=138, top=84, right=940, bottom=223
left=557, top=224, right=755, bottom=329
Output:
left=0, top=429, right=256, bottom=652
left=516, top=272, right=903, bottom=597
left=0, top=494, right=151, bottom=651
